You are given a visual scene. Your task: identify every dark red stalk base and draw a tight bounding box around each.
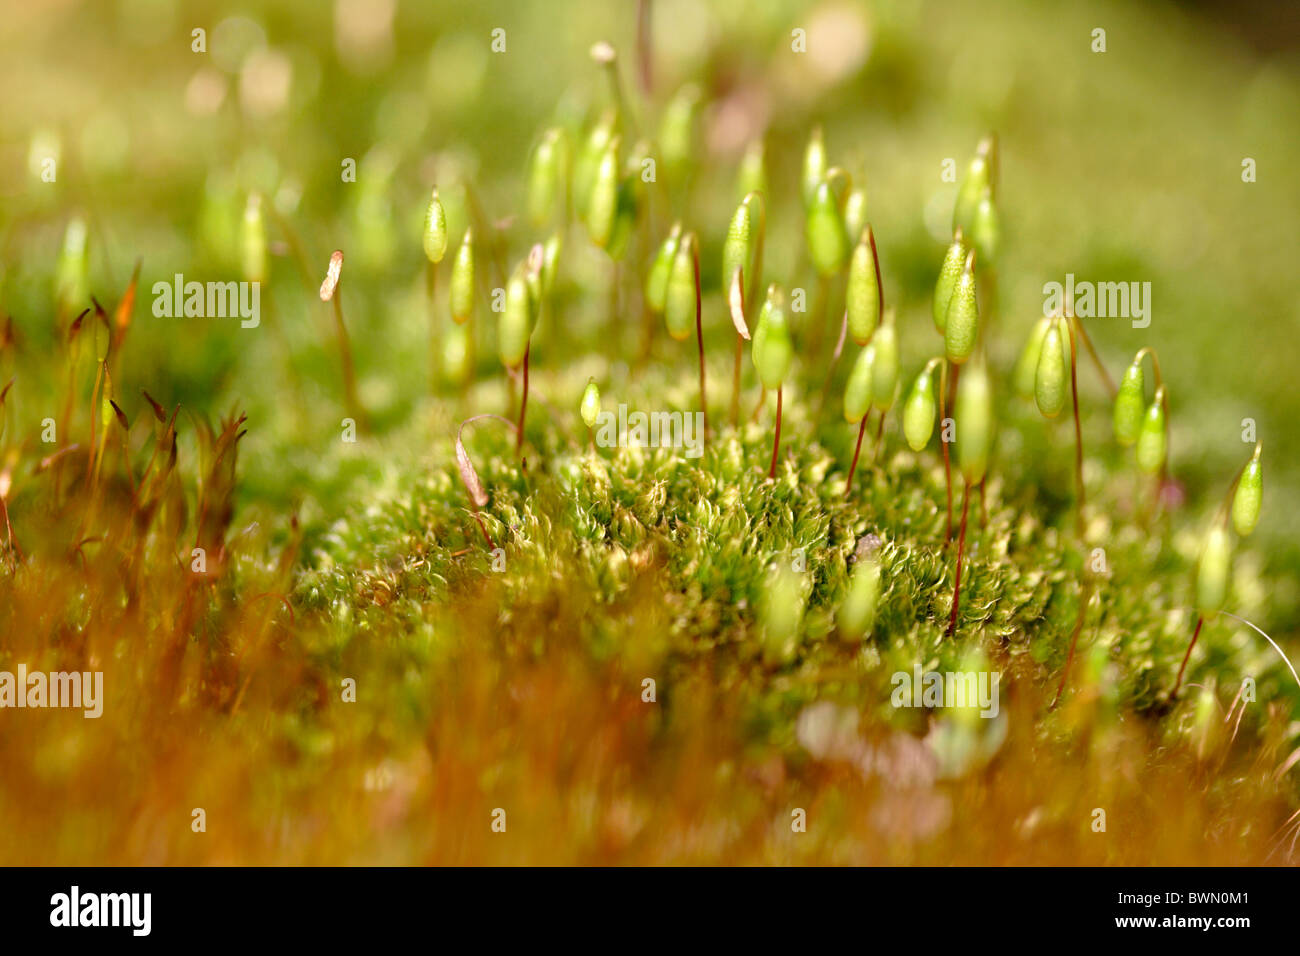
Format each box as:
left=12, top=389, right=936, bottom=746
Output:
left=767, top=386, right=783, bottom=479
left=1172, top=615, right=1205, bottom=699
left=845, top=412, right=869, bottom=499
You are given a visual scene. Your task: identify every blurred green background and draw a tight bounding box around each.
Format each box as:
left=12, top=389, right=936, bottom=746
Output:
left=1, top=0, right=1298, bottom=628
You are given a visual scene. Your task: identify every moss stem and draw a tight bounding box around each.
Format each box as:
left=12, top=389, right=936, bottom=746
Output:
left=946, top=482, right=972, bottom=637
left=808, top=274, right=831, bottom=361
left=516, top=344, right=530, bottom=455
left=1172, top=615, right=1205, bottom=699
left=1070, top=312, right=1116, bottom=399
left=815, top=309, right=848, bottom=424
left=331, top=292, right=366, bottom=432
left=767, top=386, right=783, bottom=479
left=1051, top=582, right=1093, bottom=708
left=845, top=411, right=869, bottom=498
left=692, top=240, right=707, bottom=441
left=427, top=261, right=440, bottom=391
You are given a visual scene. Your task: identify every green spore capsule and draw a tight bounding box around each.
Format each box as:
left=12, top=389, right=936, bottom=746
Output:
left=573, top=111, right=616, bottom=219
left=658, top=83, right=700, bottom=174
left=843, top=188, right=868, bottom=248
left=499, top=260, right=533, bottom=368
left=443, top=318, right=474, bottom=385
left=1135, top=388, right=1167, bottom=474
left=605, top=175, right=640, bottom=261
left=1034, top=318, right=1069, bottom=419
left=846, top=228, right=881, bottom=346
left=943, top=250, right=979, bottom=364
left=737, top=139, right=767, bottom=201
left=527, top=128, right=566, bottom=228
left=524, top=243, right=545, bottom=315
left=806, top=180, right=850, bottom=277
left=953, top=141, right=992, bottom=234
left=241, top=194, right=266, bottom=284
left=645, top=224, right=682, bottom=314
left=752, top=285, right=792, bottom=390
left=1013, top=316, right=1051, bottom=399
left=449, top=229, right=475, bottom=324
left=664, top=232, right=698, bottom=342
left=1196, top=524, right=1232, bottom=615
left=933, top=231, right=966, bottom=334
left=955, top=355, right=993, bottom=485
left=541, top=232, right=562, bottom=296
left=722, top=196, right=757, bottom=298
left=801, top=126, right=827, bottom=209
left=198, top=172, right=239, bottom=266
left=839, top=552, right=882, bottom=640
left=585, top=136, right=621, bottom=248
left=870, top=317, right=899, bottom=412
left=970, top=190, right=998, bottom=265
left=55, top=216, right=89, bottom=311
left=581, top=379, right=601, bottom=429
left=1231, top=447, right=1262, bottom=537
left=422, top=188, right=448, bottom=264
left=1112, top=358, right=1146, bottom=446
left=903, top=365, right=938, bottom=451
left=843, top=343, right=875, bottom=423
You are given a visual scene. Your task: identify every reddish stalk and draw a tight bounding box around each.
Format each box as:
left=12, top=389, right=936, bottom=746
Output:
left=845, top=411, right=869, bottom=498
left=691, top=242, right=708, bottom=440
left=473, top=512, right=495, bottom=550
left=1051, top=582, right=1093, bottom=708
left=731, top=333, right=744, bottom=427
left=1172, top=615, right=1205, bottom=699
left=639, top=298, right=655, bottom=369
left=945, top=483, right=972, bottom=637
left=516, top=343, right=531, bottom=455
left=816, top=309, right=849, bottom=424
left=0, top=493, right=22, bottom=565
left=767, top=386, right=783, bottom=479
left=427, top=261, right=440, bottom=391
left=636, top=0, right=653, bottom=95
left=330, top=284, right=366, bottom=432
left=1070, top=313, right=1116, bottom=399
